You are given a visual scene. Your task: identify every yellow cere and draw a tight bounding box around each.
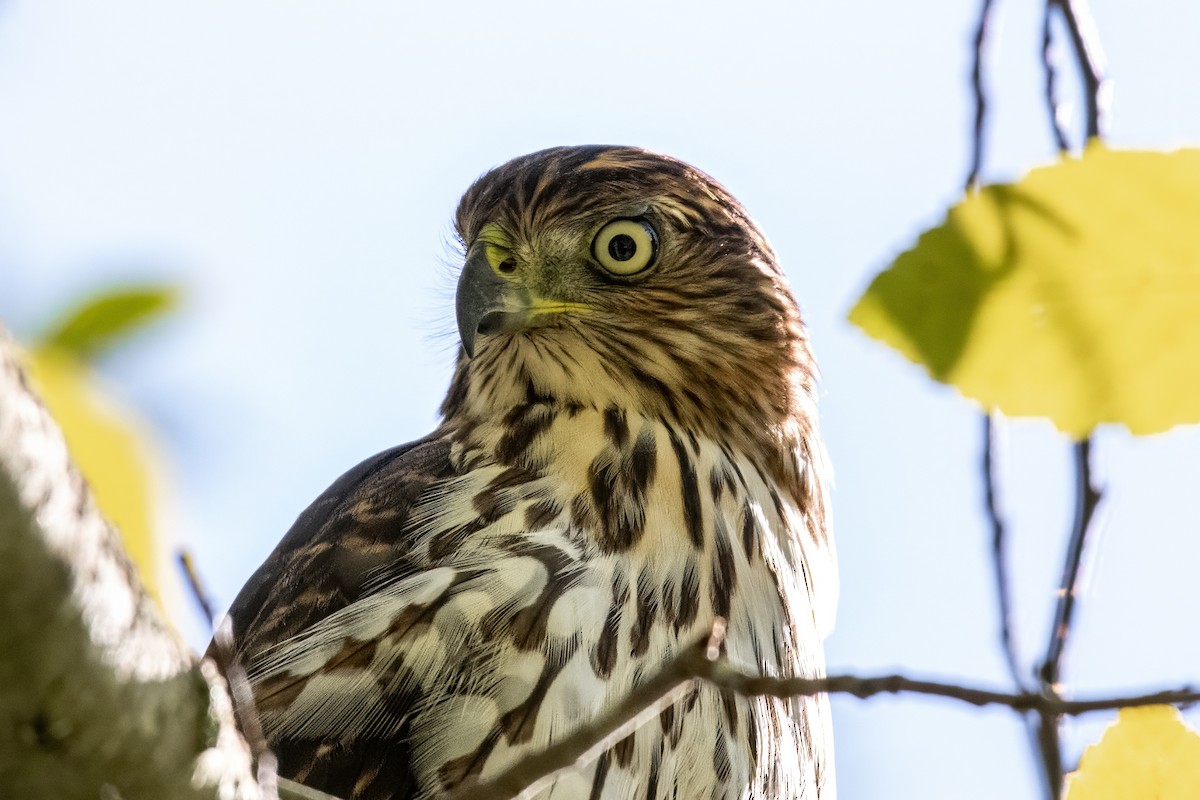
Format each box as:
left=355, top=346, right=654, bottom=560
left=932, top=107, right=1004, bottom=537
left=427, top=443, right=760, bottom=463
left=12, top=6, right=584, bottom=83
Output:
left=527, top=297, right=591, bottom=317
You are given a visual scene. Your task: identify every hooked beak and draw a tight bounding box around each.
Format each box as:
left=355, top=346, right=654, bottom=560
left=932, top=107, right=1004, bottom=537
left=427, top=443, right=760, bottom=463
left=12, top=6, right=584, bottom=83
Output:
left=455, top=243, right=589, bottom=358
left=455, top=243, right=528, bottom=358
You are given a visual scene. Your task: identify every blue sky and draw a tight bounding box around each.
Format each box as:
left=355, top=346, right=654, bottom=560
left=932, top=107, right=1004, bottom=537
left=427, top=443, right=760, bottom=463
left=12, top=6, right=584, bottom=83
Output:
left=2, top=1, right=1198, bottom=797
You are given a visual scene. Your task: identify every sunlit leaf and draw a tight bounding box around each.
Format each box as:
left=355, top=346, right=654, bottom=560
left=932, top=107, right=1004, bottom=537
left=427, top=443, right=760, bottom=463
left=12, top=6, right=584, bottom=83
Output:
left=38, top=285, right=177, bottom=360
left=849, top=145, right=1200, bottom=437
left=1066, top=706, right=1200, bottom=800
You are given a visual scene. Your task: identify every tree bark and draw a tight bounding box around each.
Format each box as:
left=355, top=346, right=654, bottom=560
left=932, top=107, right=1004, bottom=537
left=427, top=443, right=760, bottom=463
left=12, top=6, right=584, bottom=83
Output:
left=0, top=326, right=261, bottom=799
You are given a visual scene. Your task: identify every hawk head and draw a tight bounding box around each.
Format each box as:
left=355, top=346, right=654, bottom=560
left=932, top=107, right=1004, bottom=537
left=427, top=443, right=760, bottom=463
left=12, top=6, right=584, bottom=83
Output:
left=443, top=145, right=821, bottom=501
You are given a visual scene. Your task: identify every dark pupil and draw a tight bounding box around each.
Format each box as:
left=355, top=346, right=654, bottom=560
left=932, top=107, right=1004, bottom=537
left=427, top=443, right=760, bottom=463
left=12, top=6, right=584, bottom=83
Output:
left=608, top=233, right=638, bottom=262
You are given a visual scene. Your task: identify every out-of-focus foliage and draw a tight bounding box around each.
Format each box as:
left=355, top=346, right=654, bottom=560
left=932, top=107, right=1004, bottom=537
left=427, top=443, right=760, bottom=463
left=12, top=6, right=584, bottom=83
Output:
left=849, top=145, right=1200, bottom=438
left=1066, top=706, right=1200, bottom=799
left=20, top=286, right=177, bottom=603
left=39, top=286, right=176, bottom=359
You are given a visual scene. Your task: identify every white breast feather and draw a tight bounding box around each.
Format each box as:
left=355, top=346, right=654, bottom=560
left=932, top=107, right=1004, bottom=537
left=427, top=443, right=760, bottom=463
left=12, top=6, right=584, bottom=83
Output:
left=252, top=407, right=834, bottom=799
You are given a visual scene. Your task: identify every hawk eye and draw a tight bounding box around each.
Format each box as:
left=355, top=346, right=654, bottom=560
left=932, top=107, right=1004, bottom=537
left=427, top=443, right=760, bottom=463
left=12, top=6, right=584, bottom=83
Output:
left=592, top=218, right=657, bottom=276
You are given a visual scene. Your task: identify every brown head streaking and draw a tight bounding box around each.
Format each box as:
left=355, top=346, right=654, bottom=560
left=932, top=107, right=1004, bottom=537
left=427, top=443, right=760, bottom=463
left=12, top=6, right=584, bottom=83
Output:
left=217, top=145, right=836, bottom=800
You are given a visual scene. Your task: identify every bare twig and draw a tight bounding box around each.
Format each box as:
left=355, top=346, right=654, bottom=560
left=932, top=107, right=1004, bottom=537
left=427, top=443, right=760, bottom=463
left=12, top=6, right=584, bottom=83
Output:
left=1035, top=8, right=1072, bottom=789
left=711, top=668, right=1199, bottom=717
left=1032, top=2, right=1109, bottom=795
left=1035, top=440, right=1104, bottom=795
left=983, top=416, right=1025, bottom=690
left=445, top=625, right=1198, bottom=800
left=178, top=548, right=219, bottom=632
left=965, top=0, right=996, bottom=191
left=1048, top=0, right=1110, bottom=140
left=446, top=624, right=727, bottom=800
left=1033, top=697, right=1065, bottom=799
left=965, top=0, right=1027, bottom=694
left=1041, top=444, right=1103, bottom=688
left=1041, top=3, right=1072, bottom=151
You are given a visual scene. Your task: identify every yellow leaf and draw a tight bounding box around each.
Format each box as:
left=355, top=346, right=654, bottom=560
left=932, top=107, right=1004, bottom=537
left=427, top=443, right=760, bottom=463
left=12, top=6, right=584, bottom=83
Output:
left=1066, top=706, right=1200, bottom=800
left=849, top=145, right=1200, bottom=437
left=23, top=345, right=163, bottom=602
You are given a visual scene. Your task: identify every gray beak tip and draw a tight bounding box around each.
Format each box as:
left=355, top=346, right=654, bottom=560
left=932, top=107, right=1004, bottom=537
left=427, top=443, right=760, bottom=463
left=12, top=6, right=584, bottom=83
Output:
left=456, top=244, right=511, bottom=360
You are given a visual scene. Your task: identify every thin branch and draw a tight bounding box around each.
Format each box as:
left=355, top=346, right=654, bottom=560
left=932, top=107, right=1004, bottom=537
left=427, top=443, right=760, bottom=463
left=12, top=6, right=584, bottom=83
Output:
left=712, top=669, right=1200, bottom=717
left=1033, top=3, right=1108, bottom=794
left=1036, top=446, right=1104, bottom=692
left=1048, top=0, right=1110, bottom=140
left=178, top=548, right=219, bottom=632
left=1039, top=0, right=1106, bottom=791
left=965, top=0, right=1026, bottom=694
left=1041, top=2, right=1072, bottom=151
left=1032, top=9, right=1072, bottom=791
left=1031, top=440, right=1104, bottom=799
left=983, top=415, right=1026, bottom=690
left=445, top=625, right=725, bottom=800
left=445, top=626, right=1199, bottom=800
left=1036, top=0, right=1108, bottom=676
left=965, top=0, right=996, bottom=191
left=1033, top=701, right=1065, bottom=800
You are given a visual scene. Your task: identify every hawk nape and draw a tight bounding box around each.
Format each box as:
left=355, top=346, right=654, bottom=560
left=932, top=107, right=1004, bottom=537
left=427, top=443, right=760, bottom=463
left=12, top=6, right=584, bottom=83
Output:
left=216, top=146, right=837, bottom=799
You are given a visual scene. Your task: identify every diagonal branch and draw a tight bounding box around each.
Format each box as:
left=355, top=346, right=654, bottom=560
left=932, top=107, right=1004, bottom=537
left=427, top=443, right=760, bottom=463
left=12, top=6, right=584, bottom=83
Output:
left=1034, top=439, right=1104, bottom=795
left=443, top=625, right=1200, bottom=800
left=445, top=626, right=725, bottom=800
left=179, top=548, right=220, bottom=631
left=1040, top=443, right=1102, bottom=689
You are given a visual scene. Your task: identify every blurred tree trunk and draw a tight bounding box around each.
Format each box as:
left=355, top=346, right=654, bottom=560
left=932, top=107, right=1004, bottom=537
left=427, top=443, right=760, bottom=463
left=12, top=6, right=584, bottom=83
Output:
left=0, top=325, right=261, bottom=800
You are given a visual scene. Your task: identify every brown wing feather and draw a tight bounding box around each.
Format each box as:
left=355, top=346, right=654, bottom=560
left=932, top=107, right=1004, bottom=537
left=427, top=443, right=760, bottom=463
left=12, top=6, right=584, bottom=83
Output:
left=209, top=433, right=454, bottom=800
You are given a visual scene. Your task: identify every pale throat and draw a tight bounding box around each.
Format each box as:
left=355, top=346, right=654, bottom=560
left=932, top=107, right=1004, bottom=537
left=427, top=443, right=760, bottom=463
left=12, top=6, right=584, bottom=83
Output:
left=455, top=331, right=804, bottom=479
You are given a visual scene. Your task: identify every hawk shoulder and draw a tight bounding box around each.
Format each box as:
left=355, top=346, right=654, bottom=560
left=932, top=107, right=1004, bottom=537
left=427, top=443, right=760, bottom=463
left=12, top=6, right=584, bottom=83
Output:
left=218, top=433, right=453, bottom=668
left=212, top=434, right=453, bottom=799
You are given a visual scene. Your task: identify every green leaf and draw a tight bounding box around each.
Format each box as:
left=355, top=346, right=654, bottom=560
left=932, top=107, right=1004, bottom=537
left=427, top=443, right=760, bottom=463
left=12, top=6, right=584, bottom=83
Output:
left=849, top=144, right=1200, bottom=437
left=38, top=285, right=179, bottom=359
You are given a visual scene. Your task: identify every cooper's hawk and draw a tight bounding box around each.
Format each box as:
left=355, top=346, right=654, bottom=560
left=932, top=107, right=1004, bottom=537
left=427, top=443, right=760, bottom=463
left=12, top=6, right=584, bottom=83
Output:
left=218, top=146, right=836, bottom=799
